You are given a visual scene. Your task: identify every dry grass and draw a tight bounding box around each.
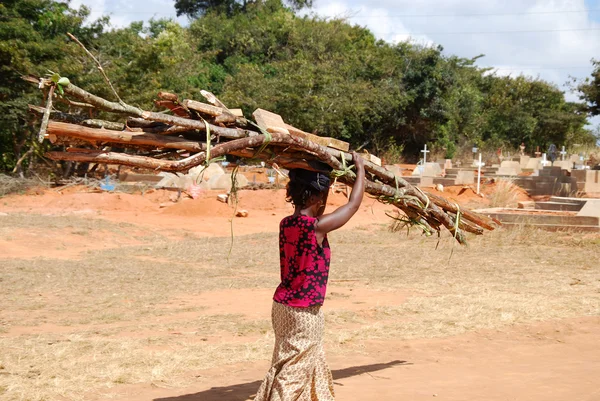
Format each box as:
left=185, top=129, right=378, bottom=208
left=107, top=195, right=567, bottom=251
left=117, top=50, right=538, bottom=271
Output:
left=0, top=175, right=48, bottom=198
left=488, top=179, right=522, bottom=208
left=1, top=214, right=599, bottom=400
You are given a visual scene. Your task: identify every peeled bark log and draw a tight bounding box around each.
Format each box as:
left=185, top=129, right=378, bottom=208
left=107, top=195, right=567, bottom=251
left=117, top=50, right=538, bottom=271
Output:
left=47, top=121, right=207, bottom=153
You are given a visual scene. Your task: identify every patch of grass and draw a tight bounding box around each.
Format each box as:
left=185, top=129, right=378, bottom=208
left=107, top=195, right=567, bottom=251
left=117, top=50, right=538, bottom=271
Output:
left=0, top=175, right=48, bottom=197
left=489, top=179, right=522, bottom=208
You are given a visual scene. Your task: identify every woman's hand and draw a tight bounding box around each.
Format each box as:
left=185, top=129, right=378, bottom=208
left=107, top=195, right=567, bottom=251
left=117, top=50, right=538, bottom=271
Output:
left=315, top=151, right=366, bottom=236
left=351, top=151, right=365, bottom=174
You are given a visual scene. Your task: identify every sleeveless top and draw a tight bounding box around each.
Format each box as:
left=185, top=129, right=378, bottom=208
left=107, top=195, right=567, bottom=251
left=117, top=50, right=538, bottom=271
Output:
left=273, top=214, right=331, bottom=308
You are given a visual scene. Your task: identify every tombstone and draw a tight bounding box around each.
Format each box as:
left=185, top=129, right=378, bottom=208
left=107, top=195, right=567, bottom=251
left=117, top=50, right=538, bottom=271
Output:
left=571, top=170, right=600, bottom=193
left=209, top=173, right=249, bottom=190
left=421, top=144, right=430, bottom=165
left=444, top=159, right=453, bottom=170
left=525, top=157, right=541, bottom=170
left=559, top=146, right=567, bottom=161
left=552, top=160, right=573, bottom=172
left=412, top=162, right=443, bottom=177
left=540, top=153, right=551, bottom=167
left=569, top=154, right=581, bottom=164
left=455, top=170, right=475, bottom=185
left=519, top=155, right=530, bottom=169
left=496, top=161, right=522, bottom=176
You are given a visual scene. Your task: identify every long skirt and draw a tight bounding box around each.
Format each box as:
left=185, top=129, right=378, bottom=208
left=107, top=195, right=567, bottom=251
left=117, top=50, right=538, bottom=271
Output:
left=254, top=301, right=335, bottom=401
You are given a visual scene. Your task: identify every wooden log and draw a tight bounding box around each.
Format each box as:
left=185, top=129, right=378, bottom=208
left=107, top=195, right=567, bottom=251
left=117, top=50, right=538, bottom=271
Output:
left=154, top=100, right=190, bottom=118
left=29, top=105, right=126, bottom=131
left=46, top=121, right=207, bottom=153
left=252, top=108, right=349, bottom=152
left=36, top=79, right=254, bottom=139
left=200, top=90, right=229, bottom=110
left=283, top=123, right=350, bottom=152
left=45, top=132, right=478, bottom=244
left=183, top=99, right=223, bottom=116
left=126, top=117, right=168, bottom=129
left=157, top=92, right=179, bottom=101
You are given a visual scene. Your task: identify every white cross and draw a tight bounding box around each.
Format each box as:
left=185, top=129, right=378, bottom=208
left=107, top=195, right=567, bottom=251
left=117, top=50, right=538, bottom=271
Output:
left=541, top=153, right=549, bottom=167
left=560, top=146, right=567, bottom=161
left=421, top=144, right=429, bottom=165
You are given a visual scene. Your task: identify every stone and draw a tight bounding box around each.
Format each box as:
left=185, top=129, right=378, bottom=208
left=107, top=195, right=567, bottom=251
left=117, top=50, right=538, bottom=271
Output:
left=496, top=161, right=522, bottom=176
left=189, top=163, right=225, bottom=182
left=209, top=173, right=249, bottom=190
left=519, top=155, right=530, bottom=168
left=217, top=194, right=229, bottom=203
left=236, top=209, right=249, bottom=217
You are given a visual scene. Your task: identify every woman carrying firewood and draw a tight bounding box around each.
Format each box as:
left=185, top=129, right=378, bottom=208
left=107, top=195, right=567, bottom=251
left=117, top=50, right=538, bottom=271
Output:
left=255, top=153, right=365, bottom=401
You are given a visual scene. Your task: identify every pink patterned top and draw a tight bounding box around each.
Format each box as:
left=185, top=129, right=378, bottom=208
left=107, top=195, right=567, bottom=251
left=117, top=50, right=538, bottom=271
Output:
left=273, top=215, right=331, bottom=308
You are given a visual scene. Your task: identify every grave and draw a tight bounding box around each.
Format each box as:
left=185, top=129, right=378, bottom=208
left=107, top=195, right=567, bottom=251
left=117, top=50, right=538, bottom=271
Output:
left=552, top=160, right=573, bottom=172
left=519, top=155, right=530, bottom=169
left=571, top=170, right=600, bottom=194
left=411, top=162, right=443, bottom=177
left=496, top=161, right=522, bottom=176
left=477, top=196, right=600, bottom=232
left=525, top=157, right=541, bottom=170
left=455, top=170, right=475, bottom=185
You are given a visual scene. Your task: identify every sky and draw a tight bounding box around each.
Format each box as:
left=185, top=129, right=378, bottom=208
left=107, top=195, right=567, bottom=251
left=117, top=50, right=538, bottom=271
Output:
left=70, top=0, right=600, bottom=130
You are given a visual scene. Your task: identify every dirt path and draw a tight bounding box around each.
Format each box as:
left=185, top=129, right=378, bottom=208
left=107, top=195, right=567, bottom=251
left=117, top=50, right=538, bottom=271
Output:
left=95, top=317, right=600, bottom=401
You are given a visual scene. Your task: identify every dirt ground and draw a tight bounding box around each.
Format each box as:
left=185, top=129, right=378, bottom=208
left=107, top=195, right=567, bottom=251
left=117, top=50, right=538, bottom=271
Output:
left=0, top=182, right=599, bottom=401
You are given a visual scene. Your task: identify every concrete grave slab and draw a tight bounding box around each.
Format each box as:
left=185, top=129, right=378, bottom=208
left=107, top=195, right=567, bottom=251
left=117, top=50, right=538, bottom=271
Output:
left=455, top=170, right=475, bottom=185
left=496, top=161, right=522, bottom=176
left=519, top=155, right=530, bottom=168
left=525, top=157, right=541, bottom=170
left=572, top=170, right=600, bottom=193
left=411, top=162, right=443, bottom=177
left=552, top=161, right=573, bottom=172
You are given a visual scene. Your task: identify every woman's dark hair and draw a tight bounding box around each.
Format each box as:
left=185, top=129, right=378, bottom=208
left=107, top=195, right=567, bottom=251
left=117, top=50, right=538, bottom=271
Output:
left=286, top=169, right=331, bottom=208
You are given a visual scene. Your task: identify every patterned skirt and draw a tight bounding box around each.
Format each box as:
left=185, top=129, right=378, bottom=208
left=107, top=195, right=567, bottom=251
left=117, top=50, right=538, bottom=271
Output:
left=254, top=301, right=335, bottom=401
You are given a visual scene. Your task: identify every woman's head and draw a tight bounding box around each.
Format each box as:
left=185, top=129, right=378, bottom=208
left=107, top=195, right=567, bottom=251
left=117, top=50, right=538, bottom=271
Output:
left=286, top=169, right=331, bottom=210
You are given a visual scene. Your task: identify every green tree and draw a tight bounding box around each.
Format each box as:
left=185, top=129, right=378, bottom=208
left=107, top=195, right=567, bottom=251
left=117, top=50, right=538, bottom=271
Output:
left=577, top=59, right=600, bottom=116
left=0, top=0, right=106, bottom=174
left=174, top=0, right=312, bottom=18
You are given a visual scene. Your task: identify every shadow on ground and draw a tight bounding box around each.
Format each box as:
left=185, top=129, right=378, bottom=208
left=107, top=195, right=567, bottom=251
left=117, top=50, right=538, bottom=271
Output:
left=155, top=360, right=409, bottom=401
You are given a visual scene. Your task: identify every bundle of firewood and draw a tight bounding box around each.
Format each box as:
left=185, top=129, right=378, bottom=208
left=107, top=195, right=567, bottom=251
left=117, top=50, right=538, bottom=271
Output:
left=25, top=73, right=499, bottom=245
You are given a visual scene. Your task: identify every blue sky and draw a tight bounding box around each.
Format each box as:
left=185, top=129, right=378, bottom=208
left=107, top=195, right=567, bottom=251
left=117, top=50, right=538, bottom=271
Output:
left=585, top=0, right=600, bottom=21
left=72, top=0, right=600, bottom=131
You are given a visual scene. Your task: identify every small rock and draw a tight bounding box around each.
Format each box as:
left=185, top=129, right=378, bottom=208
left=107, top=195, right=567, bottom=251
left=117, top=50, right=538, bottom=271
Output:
left=217, top=194, right=229, bottom=203
left=236, top=209, right=249, bottom=218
